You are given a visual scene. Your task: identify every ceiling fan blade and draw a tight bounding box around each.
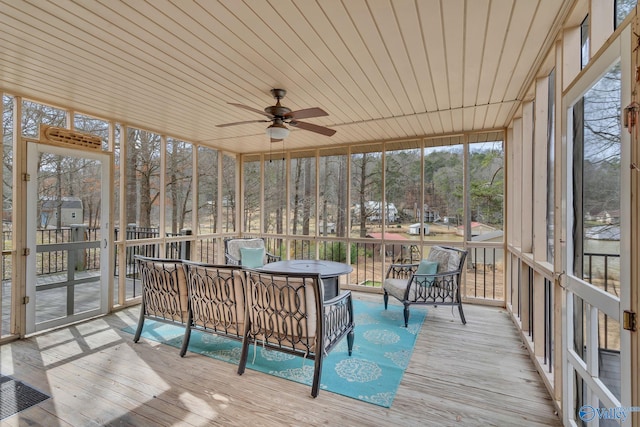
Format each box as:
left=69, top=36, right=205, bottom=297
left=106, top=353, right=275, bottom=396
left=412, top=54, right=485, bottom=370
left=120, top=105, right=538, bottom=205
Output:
left=228, top=102, right=272, bottom=117
left=289, top=120, right=336, bottom=136
left=216, top=120, right=268, bottom=127
left=270, top=138, right=283, bottom=143
left=284, top=107, right=328, bottom=120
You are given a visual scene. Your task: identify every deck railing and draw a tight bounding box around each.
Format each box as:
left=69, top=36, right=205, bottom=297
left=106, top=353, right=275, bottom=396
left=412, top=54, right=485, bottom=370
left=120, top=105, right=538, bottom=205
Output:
left=466, top=246, right=504, bottom=300
left=0, top=226, right=195, bottom=281
left=11, top=225, right=617, bottom=346
left=194, top=237, right=219, bottom=264
left=261, top=237, right=504, bottom=300
left=583, top=252, right=620, bottom=298
left=508, top=250, right=618, bottom=381
left=583, top=252, right=621, bottom=351
left=544, top=277, right=554, bottom=373
left=513, top=260, right=555, bottom=374
left=2, top=228, right=103, bottom=280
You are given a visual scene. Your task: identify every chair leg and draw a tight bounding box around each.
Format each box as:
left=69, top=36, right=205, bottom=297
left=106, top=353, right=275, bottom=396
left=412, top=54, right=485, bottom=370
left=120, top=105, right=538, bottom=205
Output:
left=403, top=304, right=410, bottom=327
left=456, top=286, right=467, bottom=324
left=458, top=303, right=467, bottom=325
left=180, top=312, right=193, bottom=357
left=311, top=356, right=324, bottom=398
left=383, top=291, right=389, bottom=309
left=180, top=328, right=191, bottom=357
left=133, top=300, right=146, bottom=343
left=237, top=334, right=250, bottom=375
left=347, top=330, right=354, bottom=356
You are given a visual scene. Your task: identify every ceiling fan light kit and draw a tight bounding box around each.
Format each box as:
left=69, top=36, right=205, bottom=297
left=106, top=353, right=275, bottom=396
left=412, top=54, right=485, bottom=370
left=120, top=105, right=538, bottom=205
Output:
left=218, top=88, right=336, bottom=141
left=265, top=120, right=290, bottom=140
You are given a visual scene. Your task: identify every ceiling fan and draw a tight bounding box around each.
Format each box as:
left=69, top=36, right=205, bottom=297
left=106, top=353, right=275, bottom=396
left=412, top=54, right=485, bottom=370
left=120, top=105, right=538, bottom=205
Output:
left=216, top=89, right=336, bottom=142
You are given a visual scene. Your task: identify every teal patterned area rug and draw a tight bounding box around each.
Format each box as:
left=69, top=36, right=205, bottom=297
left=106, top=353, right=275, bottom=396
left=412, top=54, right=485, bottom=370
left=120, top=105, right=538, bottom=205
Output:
left=124, top=300, right=426, bottom=408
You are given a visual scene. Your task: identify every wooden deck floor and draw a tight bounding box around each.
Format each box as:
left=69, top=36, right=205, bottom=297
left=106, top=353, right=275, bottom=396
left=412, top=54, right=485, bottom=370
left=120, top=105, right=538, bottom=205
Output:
left=0, top=293, right=561, bottom=426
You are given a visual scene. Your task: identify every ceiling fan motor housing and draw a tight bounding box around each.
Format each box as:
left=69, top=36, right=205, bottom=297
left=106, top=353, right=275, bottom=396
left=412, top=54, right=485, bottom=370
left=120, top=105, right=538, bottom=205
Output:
left=264, top=104, right=291, bottom=117
left=265, top=89, right=291, bottom=117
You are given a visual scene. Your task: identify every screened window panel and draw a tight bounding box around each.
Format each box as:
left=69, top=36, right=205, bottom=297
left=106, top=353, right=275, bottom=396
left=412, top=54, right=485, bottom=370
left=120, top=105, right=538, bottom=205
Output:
left=384, top=142, right=421, bottom=238
left=221, top=154, right=237, bottom=233
left=74, top=114, right=109, bottom=151
left=547, top=69, right=556, bottom=263
left=243, top=158, right=261, bottom=233
left=319, top=151, right=348, bottom=238
left=615, top=0, right=637, bottom=28
left=2, top=95, right=13, bottom=251
left=289, top=152, right=316, bottom=236
left=197, top=147, right=218, bottom=234
left=423, top=145, right=464, bottom=241
left=165, top=139, right=193, bottom=235
left=263, top=157, right=286, bottom=234
left=468, top=140, right=504, bottom=237
left=107, top=126, right=120, bottom=232
left=125, top=128, right=161, bottom=235
left=581, top=15, right=590, bottom=69
left=350, top=148, right=382, bottom=238
left=21, top=100, right=66, bottom=138
left=574, top=61, right=621, bottom=298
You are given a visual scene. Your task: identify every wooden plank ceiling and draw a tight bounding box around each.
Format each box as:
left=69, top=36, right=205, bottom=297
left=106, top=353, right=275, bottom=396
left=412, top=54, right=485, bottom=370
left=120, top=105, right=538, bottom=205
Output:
left=0, top=0, right=573, bottom=154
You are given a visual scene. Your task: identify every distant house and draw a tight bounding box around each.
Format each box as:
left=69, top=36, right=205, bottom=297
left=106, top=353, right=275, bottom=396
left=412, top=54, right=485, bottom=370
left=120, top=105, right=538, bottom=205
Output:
left=319, top=222, right=336, bottom=234
left=595, top=210, right=620, bottom=225
left=352, top=201, right=398, bottom=223
left=402, top=205, right=440, bottom=223
left=419, top=205, right=440, bottom=223
left=40, top=197, right=83, bottom=228
left=408, top=223, right=430, bottom=235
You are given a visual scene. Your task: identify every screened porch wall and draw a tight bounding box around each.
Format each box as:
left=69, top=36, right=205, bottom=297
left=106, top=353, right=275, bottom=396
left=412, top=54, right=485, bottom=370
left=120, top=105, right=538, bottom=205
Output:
left=0, top=93, right=508, bottom=339
left=235, top=135, right=505, bottom=302
left=114, top=128, right=507, bottom=308
left=106, top=129, right=506, bottom=311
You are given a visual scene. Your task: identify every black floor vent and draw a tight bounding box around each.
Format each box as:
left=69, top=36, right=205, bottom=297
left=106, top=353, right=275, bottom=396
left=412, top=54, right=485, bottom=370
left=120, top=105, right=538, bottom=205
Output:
left=0, top=375, right=50, bottom=420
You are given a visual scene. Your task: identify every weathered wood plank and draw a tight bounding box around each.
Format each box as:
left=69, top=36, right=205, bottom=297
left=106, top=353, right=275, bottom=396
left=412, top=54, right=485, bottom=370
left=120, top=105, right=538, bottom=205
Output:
left=0, top=293, right=561, bottom=426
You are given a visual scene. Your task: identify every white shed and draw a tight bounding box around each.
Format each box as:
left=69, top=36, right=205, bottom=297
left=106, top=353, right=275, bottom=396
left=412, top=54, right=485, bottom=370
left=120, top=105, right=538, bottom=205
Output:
left=408, top=223, right=429, bottom=235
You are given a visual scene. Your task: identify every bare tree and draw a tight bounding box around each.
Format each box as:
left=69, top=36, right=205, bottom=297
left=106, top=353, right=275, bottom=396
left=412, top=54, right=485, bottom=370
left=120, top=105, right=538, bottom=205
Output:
left=130, top=129, right=161, bottom=228
left=242, top=161, right=260, bottom=232
left=166, top=139, right=192, bottom=234
left=351, top=152, right=381, bottom=237
left=197, top=147, right=218, bottom=234
left=291, top=159, right=302, bottom=235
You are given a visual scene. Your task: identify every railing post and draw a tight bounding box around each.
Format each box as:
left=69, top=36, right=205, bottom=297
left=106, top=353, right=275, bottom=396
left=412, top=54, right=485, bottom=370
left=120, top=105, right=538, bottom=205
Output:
left=126, top=223, right=138, bottom=240
left=180, top=228, right=192, bottom=260
left=126, top=224, right=137, bottom=275
left=70, top=224, right=87, bottom=271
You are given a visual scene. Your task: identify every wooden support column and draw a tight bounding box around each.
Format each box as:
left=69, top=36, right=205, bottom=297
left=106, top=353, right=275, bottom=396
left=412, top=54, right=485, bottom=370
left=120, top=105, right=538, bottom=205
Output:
left=629, top=8, right=640, bottom=424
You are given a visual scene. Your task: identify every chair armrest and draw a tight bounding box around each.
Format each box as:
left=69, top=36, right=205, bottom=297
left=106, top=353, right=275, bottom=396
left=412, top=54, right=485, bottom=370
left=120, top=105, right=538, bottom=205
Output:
left=389, top=262, right=420, bottom=268
left=323, top=291, right=354, bottom=352
left=436, top=269, right=461, bottom=276
left=323, top=290, right=352, bottom=307
left=225, top=253, right=241, bottom=266
left=411, top=269, right=459, bottom=278
left=385, top=263, right=419, bottom=279
left=266, top=252, right=281, bottom=263
left=409, top=270, right=462, bottom=291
